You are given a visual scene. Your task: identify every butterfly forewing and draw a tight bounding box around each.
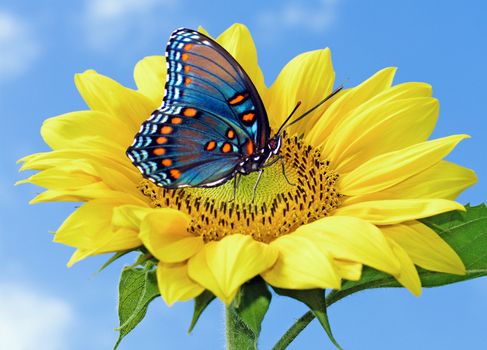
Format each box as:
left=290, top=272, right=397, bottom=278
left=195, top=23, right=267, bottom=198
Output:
left=127, top=28, right=269, bottom=188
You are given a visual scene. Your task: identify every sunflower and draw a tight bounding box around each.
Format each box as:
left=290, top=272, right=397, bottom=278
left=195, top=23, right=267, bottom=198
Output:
left=19, top=23, right=476, bottom=305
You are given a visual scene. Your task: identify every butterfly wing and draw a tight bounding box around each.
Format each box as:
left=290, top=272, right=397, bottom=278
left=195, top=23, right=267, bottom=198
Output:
left=164, top=28, right=270, bottom=148
left=127, top=108, right=241, bottom=188
left=127, top=28, right=269, bottom=188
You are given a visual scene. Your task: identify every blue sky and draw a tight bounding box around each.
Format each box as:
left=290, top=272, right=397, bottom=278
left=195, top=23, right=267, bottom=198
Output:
left=1, top=0, right=486, bottom=349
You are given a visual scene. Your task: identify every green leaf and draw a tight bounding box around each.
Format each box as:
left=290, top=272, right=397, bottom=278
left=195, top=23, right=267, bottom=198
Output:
left=98, top=251, right=131, bottom=273
left=113, top=267, right=160, bottom=349
left=273, top=288, right=342, bottom=350
left=234, top=277, right=272, bottom=338
left=328, top=204, right=487, bottom=305
left=188, top=290, right=215, bottom=333
left=225, top=278, right=272, bottom=350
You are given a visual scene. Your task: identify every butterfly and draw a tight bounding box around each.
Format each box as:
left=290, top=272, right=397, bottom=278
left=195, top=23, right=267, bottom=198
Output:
left=127, top=28, right=341, bottom=200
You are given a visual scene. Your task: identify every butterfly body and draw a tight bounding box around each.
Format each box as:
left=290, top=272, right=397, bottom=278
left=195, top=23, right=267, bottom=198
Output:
left=127, top=28, right=281, bottom=190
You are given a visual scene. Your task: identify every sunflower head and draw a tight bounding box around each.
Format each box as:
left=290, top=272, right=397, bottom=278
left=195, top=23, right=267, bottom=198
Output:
left=19, top=23, right=476, bottom=305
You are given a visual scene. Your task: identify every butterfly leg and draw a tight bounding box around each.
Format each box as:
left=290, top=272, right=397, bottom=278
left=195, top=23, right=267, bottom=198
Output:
left=252, top=169, right=264, bottom=202
left=230, top=174, right=240, bottom=202
left=280, top=157, right=295, bottom=186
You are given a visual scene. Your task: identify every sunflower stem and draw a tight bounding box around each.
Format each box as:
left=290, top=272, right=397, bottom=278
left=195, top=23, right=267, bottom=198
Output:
left=271, top=292, right=341, bottom=350
left=225, top=304, right=257, bottom=350
left=271, top=311, right=315, bottom=350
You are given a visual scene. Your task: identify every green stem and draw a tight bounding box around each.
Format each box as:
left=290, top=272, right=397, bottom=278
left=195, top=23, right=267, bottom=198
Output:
left=272, top=311, right=315, bottom=350
left=271, top=291, right=343, bottom=350
left=225, top=304, right=257, bottom=350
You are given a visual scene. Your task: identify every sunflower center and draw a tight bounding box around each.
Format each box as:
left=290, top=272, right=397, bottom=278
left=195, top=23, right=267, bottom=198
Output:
left=138, top=134, right=341, bottom=243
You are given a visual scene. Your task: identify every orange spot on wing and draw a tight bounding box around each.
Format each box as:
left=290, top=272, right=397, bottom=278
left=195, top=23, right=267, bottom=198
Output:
left=183, top=108, right=198, bottom=117
left=221, top=143, right=232, bottom=153
left=226, top=129, right=235, bottom=139
left=170, top=169, right=181, bottom=179
left=242, top=112, right=255, bottom=122
left=229, top=94, right=247, bottom=105
left=205, top=140, right=216, bottom=151
left=156, top=137, right=168, bottom=144
left=184, top=65, right=191, bottom=72
left=181, top=53, right=189, bottom=61
left=185, top=77, right=192, bottom=85
left=171, top=117, right=183, bottom=124
left=246, top=140, right=254, bottom=155
left=160, top=126, right=173, bottom=134
left=161, top=159, right=173, bottom=166
left=184, top=43, right=193, bottom=51
left=153, top=148, right=166, bottom=156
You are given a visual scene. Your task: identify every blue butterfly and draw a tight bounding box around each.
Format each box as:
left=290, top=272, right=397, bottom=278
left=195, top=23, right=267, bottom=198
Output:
left=127, top=28, right=341, bottom=199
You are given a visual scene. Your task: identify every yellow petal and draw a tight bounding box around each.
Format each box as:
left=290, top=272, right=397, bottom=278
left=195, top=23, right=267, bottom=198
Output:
left=133, top=56, right=166, bottom=105
left=339, top=134, right=469, bottom=196
left=54, top=200, right=141, bottom=253
left=334, top=260, right=362, bottom=281
left=197, top=25, right=210, bottom=36
left=335, top=199, right=465, bottom=225
left=343, top=161, right=477, bottom=205
left=66, top=228, right=138, bottom=267
left=28, top=186, right=141, bottom=205
left=18, top=156, right=142, bottom=203
left=41, top=111, right=130, bottom=153
left=19, top=150, right=124, bottom=172
left=157, top=262, right=204, bottom=306
left=296, top=216, right=401, bottom=275
left=382, top=221, right=465, bottom=275
left=74, top=70, right=155, bottom=129
left=17, top=164, right=100, bottom=189
left=188, top=235, right=278, bottom=304
left=112, top=204, right=155, bottom=230
left=262, top=233, right=341, bottom=290
left=215, top=24, right=267, bottom=102
left=267, top=48, right=334, bottom=131
left=386, top=238, right=422, bottom=296
left=308, top=67, right=397, bottom=147
left=138, top=210, right=203, bottom=263
left=67, top=248, right=91, bottom=267
left=328, top=97, right=439, bottom=173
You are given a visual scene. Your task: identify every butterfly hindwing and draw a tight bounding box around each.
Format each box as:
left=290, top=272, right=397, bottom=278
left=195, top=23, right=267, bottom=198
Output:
left=128, top=108, right=242, bottom=188
left=127, top=28, right=269, bottom=188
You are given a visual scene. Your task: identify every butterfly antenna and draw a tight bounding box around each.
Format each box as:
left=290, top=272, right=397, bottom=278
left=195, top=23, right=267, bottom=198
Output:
left=278, top=84, right=345, bottom=134
left=276, top=101, right=302, bottom=136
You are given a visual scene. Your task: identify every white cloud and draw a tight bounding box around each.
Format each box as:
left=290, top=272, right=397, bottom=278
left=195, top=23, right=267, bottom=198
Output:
left=0, top=282, right=74, bottom=350
left=257, top=0, right=340, bottom=35
left=0, top=10, right=40, bottom=82
left=83, top=0, right=176, bottom=50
